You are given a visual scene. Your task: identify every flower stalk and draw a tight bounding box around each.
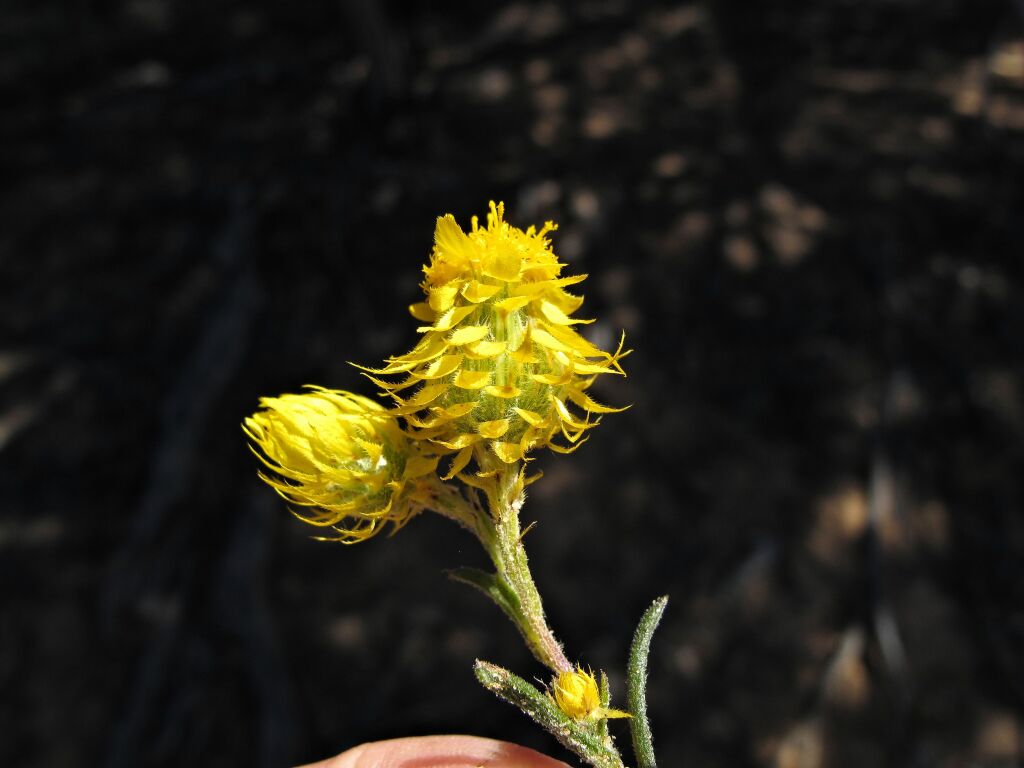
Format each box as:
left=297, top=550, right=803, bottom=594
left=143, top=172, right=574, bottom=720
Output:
left=489, top=463, right=572, bottom=673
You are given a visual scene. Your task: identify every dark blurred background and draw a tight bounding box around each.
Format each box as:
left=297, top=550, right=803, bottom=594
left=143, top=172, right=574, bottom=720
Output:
left=3, top=1, right=1024, bottom=766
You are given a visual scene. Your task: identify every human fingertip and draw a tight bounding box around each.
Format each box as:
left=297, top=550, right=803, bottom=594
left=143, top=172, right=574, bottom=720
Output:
left=296, top=735, right=569, bottom=768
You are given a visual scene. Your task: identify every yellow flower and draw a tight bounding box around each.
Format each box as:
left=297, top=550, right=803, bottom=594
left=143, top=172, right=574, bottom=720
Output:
left=551, top=667, right=630, bottom=721
left=243, top=387, right=439, bottom=543
left=360, top=201, right=628, bottom=478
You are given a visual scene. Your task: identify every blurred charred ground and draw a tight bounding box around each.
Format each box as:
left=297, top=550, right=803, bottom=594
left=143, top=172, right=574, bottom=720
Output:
left=2, top=1, right=1024, bottom=766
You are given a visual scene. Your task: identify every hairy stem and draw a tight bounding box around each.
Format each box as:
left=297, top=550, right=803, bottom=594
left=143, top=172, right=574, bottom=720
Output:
left=490, top=466, right=572, bottom=673
left=424, top=479, right=493, bottom=545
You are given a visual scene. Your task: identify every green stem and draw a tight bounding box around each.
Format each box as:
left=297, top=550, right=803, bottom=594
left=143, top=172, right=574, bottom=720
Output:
left=489, top=465, right=572, bottom=673
left=424, top=478, right=493, bottom=546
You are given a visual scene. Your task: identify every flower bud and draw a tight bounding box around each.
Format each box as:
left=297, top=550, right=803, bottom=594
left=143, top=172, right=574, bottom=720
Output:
left=551, top=667, right=631, bottom=721
left=243, top=387, right=438, bottom=542
left=552, top=667, right=601, bottom=719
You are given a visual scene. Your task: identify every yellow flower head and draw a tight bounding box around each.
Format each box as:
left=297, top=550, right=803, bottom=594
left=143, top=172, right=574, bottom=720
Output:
left=243, top=387, right=439, bottom=543
left=361, top=201, right=628, bottom=478
left=551, top=667, right=630, bottom=721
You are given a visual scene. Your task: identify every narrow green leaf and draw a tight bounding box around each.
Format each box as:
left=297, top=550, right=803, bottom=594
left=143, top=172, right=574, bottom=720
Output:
left=627, top=595, right=668, bottom=768
left=474, top=659, right=572, bottom=734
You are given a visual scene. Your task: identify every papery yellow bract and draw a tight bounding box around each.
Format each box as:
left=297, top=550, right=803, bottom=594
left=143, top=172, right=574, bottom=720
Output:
left=361, top=201, right=629, bottom=477
left=243, top=387, right=438, bottom=543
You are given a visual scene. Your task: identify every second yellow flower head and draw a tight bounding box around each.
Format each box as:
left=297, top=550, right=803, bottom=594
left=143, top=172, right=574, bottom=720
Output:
left=243, top=388, right=438, bottom=542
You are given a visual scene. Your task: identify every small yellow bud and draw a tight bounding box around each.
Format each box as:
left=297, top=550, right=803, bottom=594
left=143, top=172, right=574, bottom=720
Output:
left=551, top=667, right=631, bottom=721
left=552, top=667, right=602, bottom=719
